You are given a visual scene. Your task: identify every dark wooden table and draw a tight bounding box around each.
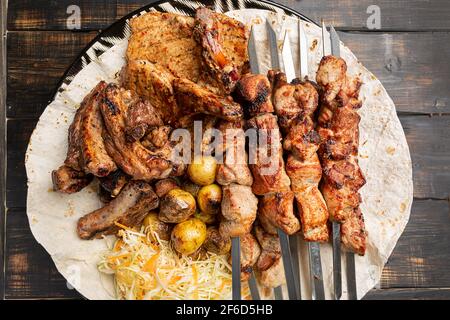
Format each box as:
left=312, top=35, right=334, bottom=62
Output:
left=1, top=0, right=450, bottom=300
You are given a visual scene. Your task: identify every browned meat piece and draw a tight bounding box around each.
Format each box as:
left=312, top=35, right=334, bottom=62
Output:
left=100, top=84, right=174, bottom=180
left=173, top=78, right=243, bottom=122
left=258, top=191, right=300, bottom=235
left=341, top=208, right=367, bottom=256
left=316, top=55, right=347, bottom=104
left=245, top=113, right=291, bottom=195
left=120, top=60, right=179, bottom=125
left=270, top=71, right=319, bottom=130
left=126, top=12, right=202, bottom=83
left=215, top=120, right=253, bottom=186
left=154, top=178, right=179, bottom=198
left=284, top=117, right=321, bottom=161
left=286, top=153, right=329, bottom=242
left=234, top=74, right=273, bottom=118
left=219, top=184, right=258, bottom=237
left=98, top=170, right=130, bottom=198
left=258, top=215, right=278, bottom=236
left=79, top=82, right=117, bottom=177
left=125, top=99, right=164, bottom=142
left=239, top=233, right=261, bottom=281
left=254, top=225, right=285, bottom=288
left=52, top=165, right=93, bottom=194
left=65, top=96, right=86, bottom=170
left=194, top=8, right=249, bottom=94
left=204, top=226, right=231, bottom=255
left=141, top=126, right=172, bottom=150
left=77, top=181, right=159, bottom=239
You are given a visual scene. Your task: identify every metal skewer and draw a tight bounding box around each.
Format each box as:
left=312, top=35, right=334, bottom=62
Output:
left=231, top=236, right=241, bottom=300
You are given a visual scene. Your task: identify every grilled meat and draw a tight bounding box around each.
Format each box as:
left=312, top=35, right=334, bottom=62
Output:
left=173, top=78, right=243, bottom=122
left=52, top=165, right=93, bottom=194
left=254, top=225, right=285, bottom=288
left=245, top=113, right=291, bottom=195
left=215, top=120, right=253, bottom=186
left=100, top=84, right=174, bottom=181
left=234, top=73, right=273, bottom=118
left=65, top=95, right=86, bottom=170
left=154, top=178, right=179, bottom=198
left=79, top=81, right=117, bottom=177
left=316, top=56, right=367, bottom=254
left=219, top=184, right=258, bottom=237
left=98, top=170, right=130, bottom=198
left=120, top=60, right=179, bottom=125
left=141, top=126, right=172, bottom=150
left=77, top=181, right=159, bottom=239
left=194, top=7, right=248, bottom=94
left=127, top=12, right=202, bottom=83
left=125, top=99, right=164, bottom=142
left=258, top=191, right=300, bottom=235
left=239, top=233, right=261, bottom=281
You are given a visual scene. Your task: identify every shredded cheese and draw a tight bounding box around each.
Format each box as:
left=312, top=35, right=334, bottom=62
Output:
left=98, top=226, right=249, bottom=300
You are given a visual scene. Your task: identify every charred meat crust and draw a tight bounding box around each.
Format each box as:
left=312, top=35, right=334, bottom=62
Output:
left=98, top=170, right=130, bottom=198
left=77, top=181, right=159, bottom=239
left=52, top=165, right=93, bottom=194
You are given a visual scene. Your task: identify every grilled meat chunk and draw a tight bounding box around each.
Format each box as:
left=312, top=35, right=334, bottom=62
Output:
left=219, top=184, right=258, bottom=237
left=258, top=191, right=300, bottom=235
left=125, top=99, right=164, bottom=142
left=173, top=78, right=243, bottom=122
left=215, top=120, right=253, bottom=186
left=154, top=178, right=179, bottom=198
left=234, top=74, right=273, bottom=118
left=341, top=208, right=367, bottom=256
left=239, top=233, right=261, bottom=281
left=79, top=81, right=117, bottom=177
left=100, top=84, right=174, bottom=180
left=254, top=225, right=285, bottom=288
left=204, top=226, right=232, bottom=255
left=141, top=126, right=172, bottom=150
left=194, top=8, right=249, bottom=94
left=245, top=113, right=291, bottom=195
left=77, top=181, right=159, bottom=239
left=65, top=95, right=86, bottom=170
left=98, top=170, right=130, bottom=198
left=52, top=165, right=93, bottom=194
left=120, top=60, right=179, bottom=125
left=127, top=12, right=202, bottom=83
left=316, top=55, right=347, bottom=104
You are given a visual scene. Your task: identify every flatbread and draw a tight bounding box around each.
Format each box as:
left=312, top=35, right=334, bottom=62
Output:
left=25, top=9, right=413, bottom=300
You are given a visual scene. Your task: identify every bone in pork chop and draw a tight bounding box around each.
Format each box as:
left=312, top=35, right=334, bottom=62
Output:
left=52, top=165, right=93, bottom=194
left=77, top=181, right=159, bottom=239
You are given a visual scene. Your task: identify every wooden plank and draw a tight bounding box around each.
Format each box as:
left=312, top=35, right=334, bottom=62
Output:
left=4, top=208, right=82, bottom=299
left=8, top=0, right=450, bottom=31
left=380, top=199, right=450, bottom=288
left=6, top=31, right=98, bottom=118
left=1, top=0, right=8, bottom=300
left=4, top=199, right=449, bottom=298
left=365, top=288, right=450, bottom=300
left=6, top=30, right=450, bottom=118
left=7, top=0, right=116, bottom=31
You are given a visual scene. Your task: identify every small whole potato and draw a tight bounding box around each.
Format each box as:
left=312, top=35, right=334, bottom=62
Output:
left=203, top=226, right=231, bottom=255
left=171, top=218, right=207, bottom=255
left=159, top=189, right=196, bottom=223
left=187, top=156, right=217, bottom=186
left=143, top=212, right=171, bottom=241
left=197, top=184, right=222, bottom=215
left=181, top=181, right=201, bottom=198
left=194, top=211, right=217, bottom=225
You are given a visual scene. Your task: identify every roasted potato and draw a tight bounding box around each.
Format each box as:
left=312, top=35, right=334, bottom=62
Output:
left=194, top=211, right=217, bottom=225
left=203, top=226, right=231, bottom=255
left=181, top=180, right=201, bottom=198
left=143, top=212, right=171, bottom=241
left=154, top=178, right=179, bottom=198
left=171, top=218, right=207, bottom=255
left=187, top=156, right=217, bottom=186
left=159, top=189, right=196, bottom=223
left=197, top=184, right=222, bottom=215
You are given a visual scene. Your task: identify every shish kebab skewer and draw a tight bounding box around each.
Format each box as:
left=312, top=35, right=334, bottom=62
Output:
left=270, top=22, right=329, bottom=300
left=317, top=23, right=367, bottom=300
left=233, top=25, right=300, bottom=300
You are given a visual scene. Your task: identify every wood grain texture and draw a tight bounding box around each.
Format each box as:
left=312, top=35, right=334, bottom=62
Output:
left=7, top=0, right=116, bottom=31
left=6, top=31, right=98, bottom=118
left=8, top=0, right=450, bottom=31
left=1, top=0, right=8, bottom=300
left=364, top=288, right=450, bottom=300
left=5, top=208, right=82, bottom=299
left=6, top=31, right=450, bottom=119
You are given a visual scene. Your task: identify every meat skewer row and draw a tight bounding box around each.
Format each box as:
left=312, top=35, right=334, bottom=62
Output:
left=316, top=55, right=367, bottom=255
left=235, top=73, right=301, bottom=291
left=270, top=71, right=330, bottom=243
